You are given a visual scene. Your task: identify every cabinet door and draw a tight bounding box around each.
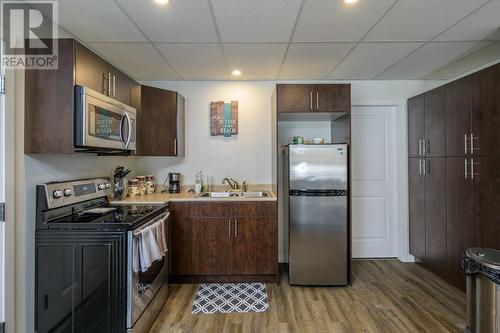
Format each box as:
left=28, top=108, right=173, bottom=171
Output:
left=233, top=217, right=278, bottom=275
left=277, top=84, right=315, bottom=112
left=424, top=86, right=446, bottom=156
left=75, top=42, right=109, bottom=95
left=446, top=157, right=473, bottom=290
left=315, top=84, right=351, bottom=112
left=109, top=65, right=132, bottom=105
left=471, top=157, right=500, bottom=249
left=137, top=85, right=178, bottom=156
left=408, top=95, right=425, bottom=158
left=446, top=76, right=471, bottom=156
left=471, top=64, right=500, bottom=157
left=424, top=158, right=447, bottom=274
left=408, top=158, right=425, bottom=260
left=190, top=218, right=233, bottom=275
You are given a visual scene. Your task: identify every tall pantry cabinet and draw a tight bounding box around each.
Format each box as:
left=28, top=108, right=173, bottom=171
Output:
left=408, top=63, right=500, bottom=291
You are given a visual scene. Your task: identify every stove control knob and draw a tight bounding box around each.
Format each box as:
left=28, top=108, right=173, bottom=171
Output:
left=63, top=188, right=72, bottom=197
left=53, top=190, right=63, bottom=199
left=97, top=183, right=106, bottom=190
left=105, top=182, right=111, bottom=189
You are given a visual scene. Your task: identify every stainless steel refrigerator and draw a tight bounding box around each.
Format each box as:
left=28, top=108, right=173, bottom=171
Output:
left=285, top=144, right=349, bottom=286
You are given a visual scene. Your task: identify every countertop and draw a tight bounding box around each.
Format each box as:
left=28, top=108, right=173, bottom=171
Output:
left=109, top=185, right=277, bottom=205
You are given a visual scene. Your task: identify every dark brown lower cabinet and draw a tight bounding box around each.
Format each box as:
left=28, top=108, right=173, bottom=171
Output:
left=409, top=158, right=425, bottom=260
left=189, top=217, right=233, bottom=275
left=424, top=158, right=447, bottom=274
left=170, top=202, right=278, bottom=282
left=233, top=217, right=278, bottom=275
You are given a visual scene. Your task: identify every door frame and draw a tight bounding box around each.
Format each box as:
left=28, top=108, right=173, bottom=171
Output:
left=1, top=38, right=16, bottom=332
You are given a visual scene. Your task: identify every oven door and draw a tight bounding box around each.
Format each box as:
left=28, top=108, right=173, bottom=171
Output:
left=75, top=86, right=136, bottom=151
left=128, top=212, right=170, bottom=328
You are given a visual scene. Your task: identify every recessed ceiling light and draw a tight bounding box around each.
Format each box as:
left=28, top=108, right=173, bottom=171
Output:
left=343, top=0, right=359, bottom=4
left=232, top=69, right=242, bottom=76
left=154, top=0, right=169, bottom=5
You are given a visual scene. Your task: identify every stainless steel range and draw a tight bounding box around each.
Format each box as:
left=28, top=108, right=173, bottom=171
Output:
left=35, top=178, right=169, bottom=333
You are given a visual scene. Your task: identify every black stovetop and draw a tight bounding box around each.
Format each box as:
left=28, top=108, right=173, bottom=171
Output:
left=47, top=204, right=167, bottom=230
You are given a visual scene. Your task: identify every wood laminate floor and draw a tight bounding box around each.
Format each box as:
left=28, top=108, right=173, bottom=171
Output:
left=149, top=260, right=466, bottom=333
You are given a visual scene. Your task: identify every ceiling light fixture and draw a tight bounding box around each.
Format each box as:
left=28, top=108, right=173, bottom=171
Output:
left=343, top=0, right=359, bottom=4
left=232, top=69, right=242, bottom=76
left=154, top=0, right=169, bottom=5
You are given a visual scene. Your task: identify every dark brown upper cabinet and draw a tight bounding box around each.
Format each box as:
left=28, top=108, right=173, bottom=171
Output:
left=407, top=88, right=445, bottom=157
left=277, top=84, right=351, bottom=113
left=423, top=86, right=446, bottom=157
left=445, top=64, right=500, bottom=158
left=446, top=76, right=471, bottom=157
left=133, top=85, right=185, bottom=157
left=408, top=94, right=425, bottom=158
left=75, top=43, right=133, bottom=105
left=471, top=64, right=500, bottom=157
left=25, top=39, right=137, bottom=154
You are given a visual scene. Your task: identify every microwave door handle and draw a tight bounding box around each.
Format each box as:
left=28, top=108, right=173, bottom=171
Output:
left=125, top=112, right=132, bottom=148
left=119, top=114, right=126, bottom=146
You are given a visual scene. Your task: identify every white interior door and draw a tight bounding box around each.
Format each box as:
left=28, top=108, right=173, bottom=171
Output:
left=351, top=106, right=397, bottom=258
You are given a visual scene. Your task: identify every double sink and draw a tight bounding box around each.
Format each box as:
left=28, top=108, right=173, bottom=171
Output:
left=195, top=191, right=271, bottom=198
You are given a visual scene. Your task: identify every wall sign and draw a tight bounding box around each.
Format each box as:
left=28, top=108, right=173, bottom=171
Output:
left=210, top=101, right=238, bottom=137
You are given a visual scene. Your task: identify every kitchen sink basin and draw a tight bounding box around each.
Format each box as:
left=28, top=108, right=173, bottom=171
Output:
left=196, top=191, right=270, bottom=198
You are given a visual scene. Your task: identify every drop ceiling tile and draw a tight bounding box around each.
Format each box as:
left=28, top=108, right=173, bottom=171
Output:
left=279, top=43, right=354, bottom=79
left=365, top=0, right=488, bottom=41
left=89, top=43, right=180, bottom=80
left=155, top=43, right=228, bottom=80
left=329, top=42, right=423, bottom=79
left=222, top=43, right=287, bottom=80
left=211, top=0, right=302, bottom=42
left=116, top=0, right=219, bottom=42
left=376, top=41, right=491, bottom=79
left=435, top=1, right=500, bottom=41
left=293, top=0, right=396, bottom=42
left=58, top=0, right=146, bottom=42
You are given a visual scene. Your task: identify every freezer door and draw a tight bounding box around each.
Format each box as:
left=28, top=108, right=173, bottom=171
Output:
left=289, top=145, right=347, bottom=191
left=289, top=195, right=348, bottom=285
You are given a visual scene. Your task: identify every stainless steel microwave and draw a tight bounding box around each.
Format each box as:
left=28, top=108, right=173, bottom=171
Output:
left=75, top=85, right=136, bottom=153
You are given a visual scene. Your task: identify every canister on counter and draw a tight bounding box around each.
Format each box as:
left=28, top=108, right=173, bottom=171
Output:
left=146, top=175, right=156, bottom=194
left=127, top=179, right=140, bottom=197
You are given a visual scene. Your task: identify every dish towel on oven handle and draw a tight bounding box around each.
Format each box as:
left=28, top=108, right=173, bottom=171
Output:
left=133, top=212, right=169, bottom=272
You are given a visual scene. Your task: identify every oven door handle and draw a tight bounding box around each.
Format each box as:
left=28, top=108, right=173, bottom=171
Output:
left=133, top=211, right=169, bottom=236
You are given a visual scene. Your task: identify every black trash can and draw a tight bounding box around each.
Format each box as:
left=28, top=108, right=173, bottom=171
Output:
left=462, top=247, right=500, bottom=333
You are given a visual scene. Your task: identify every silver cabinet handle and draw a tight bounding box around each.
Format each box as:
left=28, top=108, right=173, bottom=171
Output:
left=471, top=158, right=478, bottom=179
left=418, top=140, right=422, bottom=156
left=419, top=159, right=422, bottom=175
left=228, top=219, right=231, bottom=238
left=234, top=218, right=238, bottom=238
left=471, top=133, right=479, bottom=154
left=423, top=159, right=427, bottom=176
left=464, top=158, right=468, bottom=179
left=422, top=139, right=427, bottom=156
left=464, top=134, right=469, bottom=154
left=112, top=75, right=116, bottom=97
left=316, top=91, right=319, bottom=110
left=108, top=72, right=111, bottom=96
left=173, top=139, right=177, bottom=156
left=103, top=73, right=110, bottom=94
left=309, top=92, right=313, bottom=111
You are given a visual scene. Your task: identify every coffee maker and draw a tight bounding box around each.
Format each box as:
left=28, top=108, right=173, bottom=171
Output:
left=168, top=172, right=181, bottom=193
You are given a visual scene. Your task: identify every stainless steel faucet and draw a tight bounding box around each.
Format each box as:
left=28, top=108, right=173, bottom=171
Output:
left=222, top=178, right=240, bottom=190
